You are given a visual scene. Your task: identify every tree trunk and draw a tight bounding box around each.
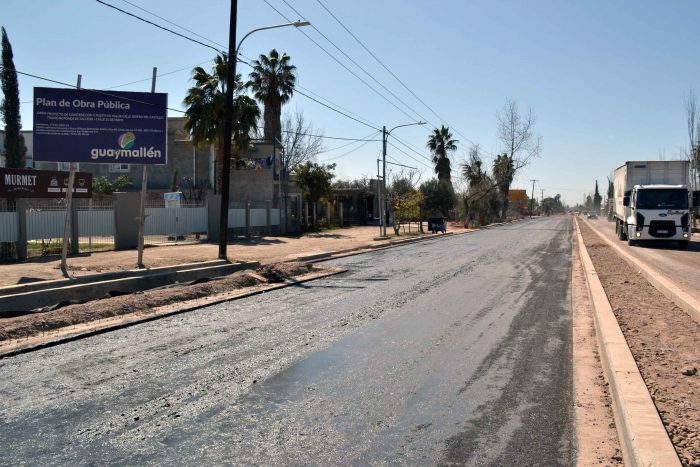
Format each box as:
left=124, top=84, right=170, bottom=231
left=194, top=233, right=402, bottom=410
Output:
left=263, top=98, right=282, bottom=145
left=312, top=200, right=317, bottom=230
left=500, top=188, right=510, bottom=219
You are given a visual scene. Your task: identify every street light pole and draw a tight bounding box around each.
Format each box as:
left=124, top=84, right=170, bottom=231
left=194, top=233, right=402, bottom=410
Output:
left=381, top=121, right=426, bottom=237
left=381, top=125, right=387, bottom=237
left=217, top=12, right=310, bottom=259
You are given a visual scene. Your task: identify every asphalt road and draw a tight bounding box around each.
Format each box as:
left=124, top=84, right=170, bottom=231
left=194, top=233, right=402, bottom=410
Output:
left=584, top=217, right=700, bottom=302
left=0, top=216, right=574, bottom=466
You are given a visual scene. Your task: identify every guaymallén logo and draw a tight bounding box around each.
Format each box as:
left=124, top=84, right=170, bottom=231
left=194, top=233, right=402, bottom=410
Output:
left=118, top=132, right=136, bottom=150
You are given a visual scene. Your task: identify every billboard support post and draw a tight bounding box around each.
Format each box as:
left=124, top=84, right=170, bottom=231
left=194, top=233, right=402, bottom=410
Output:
left=136, top=67, right=157, bottom=269
left=59, top=74, right=81, bottom=278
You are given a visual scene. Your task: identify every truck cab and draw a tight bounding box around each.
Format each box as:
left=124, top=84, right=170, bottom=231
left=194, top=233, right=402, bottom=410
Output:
left=621, top=184, right=691, bottom=248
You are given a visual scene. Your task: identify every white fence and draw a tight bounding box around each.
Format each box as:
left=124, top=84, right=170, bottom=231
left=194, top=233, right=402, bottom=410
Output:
left=27, top=209, right=65, bottom=240
left=145, top=204, right=208, bottom=244
left=0, top=211, right=18, bottom=242
left=2, top=197, right=286, bottom=260
left=78, top=209, right=115, bottom=237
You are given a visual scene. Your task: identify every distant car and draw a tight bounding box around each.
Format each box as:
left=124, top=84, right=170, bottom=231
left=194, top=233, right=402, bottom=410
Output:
left=587, top=211, right=598, bottom=219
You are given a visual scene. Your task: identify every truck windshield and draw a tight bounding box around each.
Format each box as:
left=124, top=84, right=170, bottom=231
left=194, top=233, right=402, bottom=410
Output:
left=636, top=189, right=688, bottom=209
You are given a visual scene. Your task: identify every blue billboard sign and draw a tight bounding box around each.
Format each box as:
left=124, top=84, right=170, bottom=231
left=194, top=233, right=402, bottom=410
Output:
left=33, top=87, right=168, bottom=165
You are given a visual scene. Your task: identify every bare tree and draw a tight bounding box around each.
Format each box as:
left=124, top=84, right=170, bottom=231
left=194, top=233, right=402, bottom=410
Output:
left=281, top=109, right=325, bottom=172
left=497, top=98, right=542, bottom=218
left=686, top=90, right=700, bottom=189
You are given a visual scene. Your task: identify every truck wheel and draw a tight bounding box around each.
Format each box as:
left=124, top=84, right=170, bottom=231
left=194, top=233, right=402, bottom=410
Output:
left=678, top=240, right=689, bottom=250
left=617, top=222, right=627, bottom=240
left=627, top=237, right=636, bottom=246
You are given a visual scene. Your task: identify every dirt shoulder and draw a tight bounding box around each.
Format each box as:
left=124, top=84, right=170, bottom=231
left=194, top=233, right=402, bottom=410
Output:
left=571, top=232, right=623, bottom=465
left=579, top=220, right=700, bottom=467
left=0, top=262, right=343, bottom=354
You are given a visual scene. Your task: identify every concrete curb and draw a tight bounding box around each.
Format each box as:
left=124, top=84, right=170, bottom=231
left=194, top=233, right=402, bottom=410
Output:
left=0, top=261, right=260, bottom=315
left=0, top=259, right=230, bottom=297
left=574, top=218, right=680, bottom=467
left=582, top=218, right=700, bottom=325
left=0, top=267, right=347, bottom=359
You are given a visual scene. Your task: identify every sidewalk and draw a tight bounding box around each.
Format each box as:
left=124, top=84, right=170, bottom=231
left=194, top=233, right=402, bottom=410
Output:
left=0, top=226, right=450, bottom=288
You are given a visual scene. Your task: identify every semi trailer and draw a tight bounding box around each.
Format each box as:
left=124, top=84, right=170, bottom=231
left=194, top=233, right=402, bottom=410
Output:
left=612, top=160, right=697, bottom=249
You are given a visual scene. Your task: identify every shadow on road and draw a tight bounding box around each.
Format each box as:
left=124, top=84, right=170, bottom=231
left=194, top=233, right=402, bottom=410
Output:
left=633, top=240, right=700, bottom=252
left=231, top=238, right=287, bottom=246
left=305, top=233, right=351, bottom=239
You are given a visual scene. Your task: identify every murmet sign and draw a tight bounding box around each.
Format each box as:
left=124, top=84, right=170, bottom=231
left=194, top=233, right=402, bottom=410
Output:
left=33, top=87, right=167, bottom=165
left=0, top=167, right=92, bottom=198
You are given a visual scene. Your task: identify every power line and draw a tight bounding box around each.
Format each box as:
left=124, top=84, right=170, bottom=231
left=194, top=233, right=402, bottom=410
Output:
left=384, top=157, right=418, bottom=170
left=314, top=1, right=437, bottom=124
left=387, top=141, right=432, bottom=169
left=279, top=0, right=428, bottom=124
left=19, top=59, right=212, bottom=102
left=313, top=0, right=492, bottom=156
left=10, top=67, right=177, bottom=110
left=262, top=0, right=420, bottom=123
left=321, top=136, right=378, bottom=162
left=294, top=88, right=379, bottom=131
left=117, top=0, right=228, bottom=50
left=237, top=57, right=380, bottom=131
left=94, top=0, right=224, bottom=55
left=276, top=127, right=379, bottom=141
left=238, top=51, right=383, bottom=130
left=391, top=137, right=433, bottom=163
left=106, top=59, right=212, bottom=90
left=296, top=84, right=381, bottom=129
left=316, top=131, right=382, bottom=155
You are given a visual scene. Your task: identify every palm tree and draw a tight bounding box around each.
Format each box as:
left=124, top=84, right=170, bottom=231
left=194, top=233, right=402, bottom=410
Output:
left=183, top=55, right=260, bottom=193
left=247, top=49, right=296, bottom=145
left=492, top=153, right=515, bottom=218
left=462, top=158, right=484, bottom=188
left=427, top=126, right=458, bottom=182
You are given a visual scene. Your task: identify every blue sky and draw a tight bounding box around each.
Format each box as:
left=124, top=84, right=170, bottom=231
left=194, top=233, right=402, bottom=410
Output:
left=2, top=0, right=699, bottom=205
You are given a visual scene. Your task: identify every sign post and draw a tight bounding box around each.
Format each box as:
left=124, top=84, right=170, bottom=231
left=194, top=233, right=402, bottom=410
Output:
left=136, top=67, right=157, bottom=269
left=59, top=75, right=81, bottom=277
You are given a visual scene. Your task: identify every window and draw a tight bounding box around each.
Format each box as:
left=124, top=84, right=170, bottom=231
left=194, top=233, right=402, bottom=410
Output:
left=110, top=163, right=130, bottom=173
left=636, top=189, right=688, bottom=210
left=58, top=162, right=79, bottom=172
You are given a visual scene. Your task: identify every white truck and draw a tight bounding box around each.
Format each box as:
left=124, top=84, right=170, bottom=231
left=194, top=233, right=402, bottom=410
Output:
left=613, top=160, right=696, bottom=249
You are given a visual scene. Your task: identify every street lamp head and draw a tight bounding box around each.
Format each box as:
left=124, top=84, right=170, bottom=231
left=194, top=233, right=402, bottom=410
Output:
left=293, top=20, right=311, bottom=27
left=417, top=121, right=427, bottom=125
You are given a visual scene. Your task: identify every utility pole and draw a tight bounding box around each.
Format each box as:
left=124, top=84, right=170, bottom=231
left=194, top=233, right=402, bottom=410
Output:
left=376, top=158, right=382, bottom=237
left=218, top=0, right=238, bottom=260
left=529, top=179, right=538, bottom=217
